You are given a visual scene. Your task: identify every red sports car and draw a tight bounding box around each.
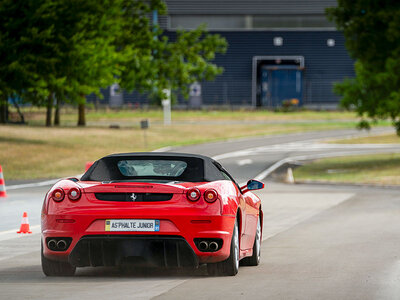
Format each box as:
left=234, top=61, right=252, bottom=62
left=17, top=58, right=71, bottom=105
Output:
left=41, top=153, right=264, bottom=276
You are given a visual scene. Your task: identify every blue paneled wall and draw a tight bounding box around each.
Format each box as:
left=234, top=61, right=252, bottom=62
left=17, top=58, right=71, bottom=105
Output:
left=190, top=30, right=354, bottom=106
left=88, top=30, right=354, bottom=107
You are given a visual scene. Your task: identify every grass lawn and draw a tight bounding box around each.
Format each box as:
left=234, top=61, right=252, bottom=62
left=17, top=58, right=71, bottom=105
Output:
left=294, top=153, right=400, bottom=185
left=10, top=107, right=362, bottom=127
left=294, top=132, right=400, bottom=186
left=0, top=107, right=369, bottom=180
left=329, top=133, right=400, bottom=144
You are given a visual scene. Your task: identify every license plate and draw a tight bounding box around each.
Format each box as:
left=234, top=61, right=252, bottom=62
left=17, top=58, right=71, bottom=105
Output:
left=105, top=219, right=160, bottom=232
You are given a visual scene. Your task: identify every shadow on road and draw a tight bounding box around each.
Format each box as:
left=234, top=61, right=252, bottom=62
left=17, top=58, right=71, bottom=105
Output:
left=0, top=262, right=211, bottom=283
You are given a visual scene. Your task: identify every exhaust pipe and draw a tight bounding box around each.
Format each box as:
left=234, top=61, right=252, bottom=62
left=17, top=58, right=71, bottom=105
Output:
left=198, top=241, right=209, bottom=251
left=209, top=241, right=219, bottom=251
left=57, top=239, right=67, bottom=251
left=47, top=239, right=57, bottom=250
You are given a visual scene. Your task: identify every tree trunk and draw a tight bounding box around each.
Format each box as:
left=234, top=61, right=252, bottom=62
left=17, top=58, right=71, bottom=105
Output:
left=10, top=98, right=25, bottom=123
left=0, top=98, right=7, bottom=124
left=46, top=93, right=53, bottom=127
left=77, top=103, right=86, bottom=126
left=54, top=97, right=60, bottom=126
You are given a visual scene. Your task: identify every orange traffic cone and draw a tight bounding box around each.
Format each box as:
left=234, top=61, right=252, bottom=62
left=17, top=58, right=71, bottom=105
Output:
left=17, top=212, right=32, bottom=234
left=0, top=165, right=6, bottom=198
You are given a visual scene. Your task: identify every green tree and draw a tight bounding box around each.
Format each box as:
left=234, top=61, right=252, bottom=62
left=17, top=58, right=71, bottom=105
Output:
left=327, top=1, right=400, bottom=134
left=0, top=0, right=122, bottom=126
left=54, top=0, right=123, bottom=126
left=0, top=0, right=51, bottom=123
left=0, top=0, right=227, bottom=126
left=117, top=1, right=227, bottom=104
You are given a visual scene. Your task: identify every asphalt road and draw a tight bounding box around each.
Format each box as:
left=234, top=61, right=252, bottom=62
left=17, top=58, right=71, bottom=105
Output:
left=1, top=128, right=400, bottom=299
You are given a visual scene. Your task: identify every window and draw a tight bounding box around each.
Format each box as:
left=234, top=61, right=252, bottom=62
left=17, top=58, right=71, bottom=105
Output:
left=170, top=15, right=245, bottom=30
left=215, top=164, right=243, bottom=194
left=169, top=14, right=335, bottom=30
left=253, top=15, right=334, bottom=29
left=220, top=171, right=232, bottom=181
left=117, top=160, right=187, bottom=177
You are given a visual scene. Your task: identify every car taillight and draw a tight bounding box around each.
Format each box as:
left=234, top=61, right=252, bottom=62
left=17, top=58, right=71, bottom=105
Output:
left=204, top=189, right=218, bottom=203
left=52, top=188, right=65, bottom=202
left=187, top=188, right=201, bottom=201
left=68, top=187, right=81, bottom=201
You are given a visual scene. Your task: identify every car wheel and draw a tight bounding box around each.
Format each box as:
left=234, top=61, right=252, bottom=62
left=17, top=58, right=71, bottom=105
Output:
left=241, top=215, right=261, bottom=266
left=207, top=219, right=239, bottom=276
left=41, top=243, right=76, bottom=276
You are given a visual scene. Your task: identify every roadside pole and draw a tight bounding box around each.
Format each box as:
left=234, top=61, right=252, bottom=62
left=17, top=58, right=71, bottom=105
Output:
left=162, top=89, right=171, bottom=126
left=152, top=10, right=171, bottom=126
left=140, top=119, right=149, bottom=150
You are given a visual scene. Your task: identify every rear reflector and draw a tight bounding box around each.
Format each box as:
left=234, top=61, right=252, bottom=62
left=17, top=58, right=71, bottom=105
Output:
left=56, top=219, right=76, bottom=223
left=190, top=220, right=212, bottom=224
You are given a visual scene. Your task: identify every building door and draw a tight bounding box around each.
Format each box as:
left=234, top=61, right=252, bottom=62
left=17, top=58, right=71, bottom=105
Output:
left=260, top=66, right=303, bottom=107
left=254, top=56, right=304, bottom=107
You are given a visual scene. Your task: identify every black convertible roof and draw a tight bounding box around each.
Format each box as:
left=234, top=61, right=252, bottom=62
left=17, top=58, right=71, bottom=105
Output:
left=105, top=152, right=213, bottom=160
left=81, top=152, right=227, bottom=182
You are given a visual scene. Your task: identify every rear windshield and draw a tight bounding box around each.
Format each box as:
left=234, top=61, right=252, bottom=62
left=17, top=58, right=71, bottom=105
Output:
left=81, top=156, right=206, bottom=182
left=117, top=160, right=187, bottom=177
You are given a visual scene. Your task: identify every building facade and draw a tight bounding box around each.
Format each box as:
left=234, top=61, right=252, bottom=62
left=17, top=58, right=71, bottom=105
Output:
left=93, top=0, right=354, bottom=108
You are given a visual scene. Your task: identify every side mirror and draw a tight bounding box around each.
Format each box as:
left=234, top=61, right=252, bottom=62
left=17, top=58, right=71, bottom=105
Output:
left=241, top=179, right=264, bottom=193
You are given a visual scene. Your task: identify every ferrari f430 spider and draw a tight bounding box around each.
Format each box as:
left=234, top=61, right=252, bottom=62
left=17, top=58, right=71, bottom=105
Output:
left=41, top=153, right=264, bottom=276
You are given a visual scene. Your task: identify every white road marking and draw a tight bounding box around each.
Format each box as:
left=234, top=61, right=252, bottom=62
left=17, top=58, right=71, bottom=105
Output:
left=253, top=149, right=400, bottom=182
left=152, top=146, right=173, bottom=152
left=237, top=159, right=253, bottom=166
left=6, top=179, right=60, bottom=190
left=213, top=142, right=400, bottom=160
left=6, top=174, right=83, bottom=190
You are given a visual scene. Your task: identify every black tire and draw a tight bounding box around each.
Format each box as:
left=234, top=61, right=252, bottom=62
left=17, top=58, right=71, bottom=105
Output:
left=241, top=215, right=261, bottom=266
left=41, top=243, right=76, bottom=276
left=207, top=219, right=239, bottom=276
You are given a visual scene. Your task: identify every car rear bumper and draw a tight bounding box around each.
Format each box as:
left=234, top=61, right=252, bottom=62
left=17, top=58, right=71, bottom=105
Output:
left=42, top=213, right=236, bottom=266
left=69, top=235, right=198, bottom=268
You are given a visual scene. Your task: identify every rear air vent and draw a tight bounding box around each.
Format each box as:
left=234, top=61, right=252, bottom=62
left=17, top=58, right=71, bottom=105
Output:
left=95, top=193, right=173, bottom=202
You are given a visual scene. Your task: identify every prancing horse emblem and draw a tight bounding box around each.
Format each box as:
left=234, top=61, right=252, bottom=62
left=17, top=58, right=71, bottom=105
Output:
left=130, top=193, right=137, bottom=201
